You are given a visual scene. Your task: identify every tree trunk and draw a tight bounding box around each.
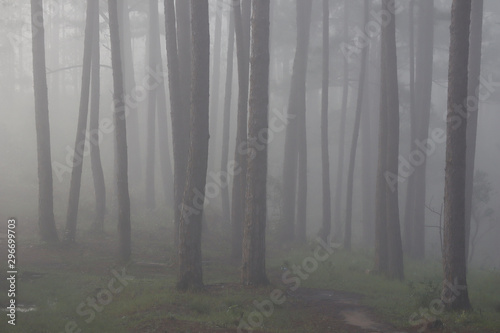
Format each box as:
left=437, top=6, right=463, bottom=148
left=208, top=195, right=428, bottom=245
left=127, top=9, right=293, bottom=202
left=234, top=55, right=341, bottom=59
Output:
left=344, top=1, right=369, bottom=251
left=220, top=12, right=235, bottom=227
left=332, top=0, right=350, bottom=242
left=64, top=0, right=96, bottom=243
left=403, top=0, right=416, bottom=255
left=319, top=0, right=331, bottom=242
left=231, top=0, right=251, bottom=261
left=89, top=1, right=105, bottom=233
left=177, top=0, right=210, bottom=291
left=280, top=0, right=312, bottom=243
left=109, top=0, right=132, bottom=263
left=31, top=0, right=59, bottom=243
left=242, top=0, right=270, bottom=286
left=118, top=0, right=142, bottom=185
left=145, top=0, right=159, bottom=211
left=384, top=0, right=404, bottom=281
left=464, top=0, right=483, bottom=264
left=441, top=0, right=472, bottom=312
left=165, top=0, right=189, bottom=250
left=209, top=0, right=223, bottom=169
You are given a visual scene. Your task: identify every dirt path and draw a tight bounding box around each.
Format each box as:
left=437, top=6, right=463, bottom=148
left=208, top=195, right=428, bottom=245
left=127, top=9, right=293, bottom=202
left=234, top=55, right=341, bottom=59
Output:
left=287, top=287, right=412, bottom=333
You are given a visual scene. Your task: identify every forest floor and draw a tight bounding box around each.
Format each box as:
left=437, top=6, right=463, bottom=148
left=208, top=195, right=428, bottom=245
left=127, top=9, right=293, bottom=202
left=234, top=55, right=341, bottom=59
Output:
left=0, top=216, right=499, bottom=333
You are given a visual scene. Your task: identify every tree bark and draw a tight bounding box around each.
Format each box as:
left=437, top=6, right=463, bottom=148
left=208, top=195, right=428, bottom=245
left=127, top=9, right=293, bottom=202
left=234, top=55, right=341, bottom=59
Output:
left=441, top=0, right=472, bottom=311
left=165, top=0, right=189, bottom=250
left=242, top=0, right=270, bottom=286
left=31, top=0, right=59, bottom=243
left=220, top=11, right=235, bottom=227
left=231, top=0, right=251, bottom=261
left=109, top=0, right=132, bottom=262
left=332, top=0, right=350, bottom=242
left=177, top=0, right=210, bottom=291
left=280, top=0, right=312, bottom=243
left=64, top=0, right=96, bottom=243
left=319, top=0, right=331, bottom=242
left=89, top=1, right=105, bottom=233
left=344, top=1, right=369, bottom=251
left=464, top=0, right=483, bottom=264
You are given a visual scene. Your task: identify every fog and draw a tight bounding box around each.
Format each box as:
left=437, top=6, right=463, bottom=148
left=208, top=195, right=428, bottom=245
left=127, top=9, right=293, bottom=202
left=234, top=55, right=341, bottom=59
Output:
left=0, top=0, right=499, bottom=332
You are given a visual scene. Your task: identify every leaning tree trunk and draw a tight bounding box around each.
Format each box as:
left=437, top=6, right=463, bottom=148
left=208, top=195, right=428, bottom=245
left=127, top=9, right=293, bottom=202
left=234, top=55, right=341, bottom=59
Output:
left=280, top=0, right=312, bottom=243
left=89, top=1, right=105, bottom=233
left=31, top=0, right=59, bottom=243
left=441, top=0, right=472, bottom=312
left=165, top=0, right=189, bottom=250
left=64, top=0, right=96, bottom=243
left=177, top=0, right=210, bottom=291
left=220, top=12, right=235, bottom=227
left=231, top=0, right=251, bottom=261
left=242, top=0, right=270, bottom=286
left=464, top=0, right=484, bottom=264
left=332, top=0, right=350, bottom=242
left=109, top=0, right=132, bottom=262
left=319, top=0, right=331, bottom=242
left=344, top=1, right=369, bottom=251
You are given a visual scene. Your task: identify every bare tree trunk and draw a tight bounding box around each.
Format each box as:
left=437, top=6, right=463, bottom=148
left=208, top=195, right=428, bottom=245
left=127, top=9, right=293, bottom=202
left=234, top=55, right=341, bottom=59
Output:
left=441, top=0, right=472, bottom=312
left=220, top=12, right=235, bottom=227
left=31, top=0, right=59, bottom=243
left=209, top=0, right=223, bottom=169
left=403, top=0, right=416, bottom=255
left=280, top=0, right=312, bottom=243
left=109, top=0, right=131, bottom=262
left=231, top=0, right=251, bottom=261
left=344, top=1, right=369, bottom=251
left=319, top=0, right=331, bottom=242
left=242, top=0, right=270, bottom=286
left=411, top=0, right=435, bottom=260
left=177, top=0, right=210, bottom=291
left=118, top=0, right=141, bottom=185
left=64, top=0, right=96, bottom=243
left=384, top=0, right=404, bottom=280
left=89, top=1, right=105, bottom=233
left=333, top=0, right=350, bottom=242
left=464, top=0, right=484, bottom=264
left=145, top=0, right=159, bottom=211
left=165, top=0, right=189, bottom=250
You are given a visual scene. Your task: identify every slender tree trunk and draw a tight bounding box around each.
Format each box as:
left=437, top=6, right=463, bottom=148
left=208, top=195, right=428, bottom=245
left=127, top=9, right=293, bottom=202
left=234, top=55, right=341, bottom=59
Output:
left=31, top=0, right=59, bottom=243
left=280, top=0, right=312, bottom=243
left=145, top=0, right=159, bottom=211
left=242, top=0, right=270, bottom=286
left=165, top=0, right=189, bottom=250
left=109, top=0, right=131, bottom=262
left=344, top=1, right=369, bottom=251
left=64, top=0, right=96, bottom=243
left=231, top=0, right=251, bottom=261
left=384, top=0, right=404, bottom=280
left=319, top=0, right=331, bottom=242
left=295, top=0, right=314, bottom=243
left=441, top=0, right=472, bottom=312
left=220, top=12, right=235, bottom=227
left=118, top=0, right=141, bottom=185
left=464, top=0, right=483, bottom=264
left=89, top=1, right=105, bottom=233
left=177, top=0, right=210, bottom=291
left=411, top=0, right=435, bottom=260
left=403, top=0, right=416, bottom=255
left=209, top=0, right=223, bottom=169
left=333, top=0, right=350, bottom=242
